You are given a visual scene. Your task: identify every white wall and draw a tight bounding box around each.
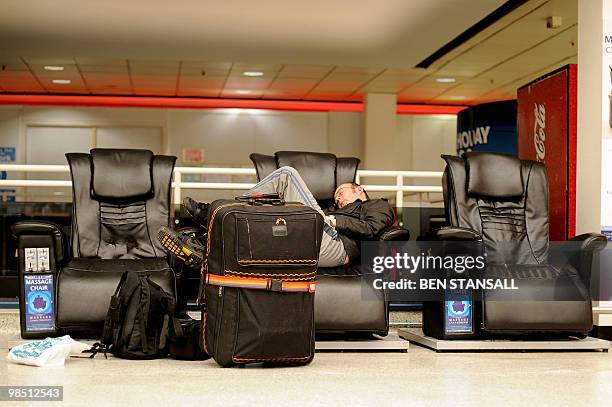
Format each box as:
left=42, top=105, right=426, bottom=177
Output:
left=2, top=106, right=362, bottom=164
left=397, top=114, right=457, bottom=172
left=363, top=93, right=398, bottom=170
left=0, top=105, right=456, bottom=202
left=166, top=109, right=330, bottom=167
left=327, top=112, right=363, bottom=158
left=396, top=114, right=457, bottom=203
left=1, top=105, right=456, bottom=168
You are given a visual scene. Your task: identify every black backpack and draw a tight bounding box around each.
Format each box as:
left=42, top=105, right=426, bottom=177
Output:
left=98, top=271, right=177, bottom=359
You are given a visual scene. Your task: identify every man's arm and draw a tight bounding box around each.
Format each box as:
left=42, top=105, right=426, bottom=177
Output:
left=334, top=200, right=395, bottom=239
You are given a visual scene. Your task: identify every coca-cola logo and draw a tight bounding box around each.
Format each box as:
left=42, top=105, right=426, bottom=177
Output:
left=534, top=103, right=546, bottom=162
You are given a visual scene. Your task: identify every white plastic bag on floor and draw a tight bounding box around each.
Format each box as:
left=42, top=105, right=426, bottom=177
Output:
left=7, top=335, right=90, bottom=368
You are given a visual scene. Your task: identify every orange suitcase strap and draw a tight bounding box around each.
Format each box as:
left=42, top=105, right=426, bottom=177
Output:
left=206, top=274, right=316, bottom=293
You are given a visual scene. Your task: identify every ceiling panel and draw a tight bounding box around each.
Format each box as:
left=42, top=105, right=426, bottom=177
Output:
left=180, top=62, right=232, bottom=77
left=177, top=87, right=223, bottom=97
left=78, top=63, right=128, bottom=74
left=442, top=24, right=574, bottom=77
left=0, top=0, right=581, bottom=105
left=229, top=63, right=282, bottom=78
left=307, top=67, right=384, bottom=99
left=22, top=57, right=76, bottom=66
left=474, top=54, right=577, bottom=101
left=223, top=77, right=274, bottom=89
left=359, top=70, right=426, bottom=93
left=468, top=29, right=576, bottom=84
left=132, top=88, right=177, bottom=96
left=277, top=65, right=333, bottom=79
left=179, top=76, right=226, bottom=88
left=264, top=78, right=318, bottom=99
left=398, top=85, right=457, bottom=101
left=29, top=63, right=80, bottom=78
left=220, top=89, right=264, bottom=98
left=0, top=71, right=46, bottom=93
left=129, top=60, right=180, bottom=74
left=87, top=88, right=130, bottom=95
left=0, top=57, right=30, bottom=71
left=82, top=72, right=130, bottom=84
left=44, top=80, right=88, bottom=94
left=264, top=90, right=311, bottom=100
left=306, top=92, right=356, bottom=101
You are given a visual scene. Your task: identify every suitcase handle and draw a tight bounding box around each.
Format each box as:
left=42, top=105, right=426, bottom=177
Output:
left=236, top=193, right=285, bottom=206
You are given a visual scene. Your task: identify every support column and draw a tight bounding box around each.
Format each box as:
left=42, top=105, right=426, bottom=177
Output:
left=363, top=93, right=397, bottom=170
left=576, top=0, right=604, bottom=235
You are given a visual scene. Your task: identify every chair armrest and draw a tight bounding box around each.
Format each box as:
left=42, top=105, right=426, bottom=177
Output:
left=419, top=226, right=483, bottom=241
left=549, top=233, right=607, bottom=261
left=568, top=233, right=607, bottom=252
left=11, top=220, right=69, bottom=264
left=378, top=226, right=410, bottom=241
left=548, top=233, right=607, bottom=286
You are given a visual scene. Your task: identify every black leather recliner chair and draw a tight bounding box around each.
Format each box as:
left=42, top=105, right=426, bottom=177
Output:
left=250, top=151, right=410, bottom=336
left=424, top=152, right=606, bottom=338
left=13, top=149, right=177, bottom=338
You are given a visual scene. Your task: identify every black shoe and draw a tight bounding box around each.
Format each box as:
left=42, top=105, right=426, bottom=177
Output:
left=177, top=227, right=207, bottom=248
left=182, top=197, right=210, bottom=228
left=158, top=226, right=205, bottom=268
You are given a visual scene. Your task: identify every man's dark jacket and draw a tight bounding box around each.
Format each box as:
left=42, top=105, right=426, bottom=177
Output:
left=328, top=198, right=395, bottom=262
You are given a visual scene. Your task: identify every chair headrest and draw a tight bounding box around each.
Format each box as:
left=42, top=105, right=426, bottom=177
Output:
left=275, top=151, right=338, bottom=200
left=465, top=152, right=524, bottom=198
left=91, top=149, right=154, bottom=201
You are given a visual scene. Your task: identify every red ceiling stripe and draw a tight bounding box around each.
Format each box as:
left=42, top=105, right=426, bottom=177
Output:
left=396, top=104, right=466, bottom=115
left=0, top=94, right=466, bottom=115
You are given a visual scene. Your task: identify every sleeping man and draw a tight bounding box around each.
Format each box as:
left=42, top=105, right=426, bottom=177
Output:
left=158, top=166, right=395, bottom=268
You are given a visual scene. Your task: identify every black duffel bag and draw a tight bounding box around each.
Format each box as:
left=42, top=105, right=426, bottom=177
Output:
left=168, top=316, right=209, bottom=360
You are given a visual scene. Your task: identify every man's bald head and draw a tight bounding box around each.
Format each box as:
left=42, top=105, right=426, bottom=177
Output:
left=334, top=182, right=369, bottom=208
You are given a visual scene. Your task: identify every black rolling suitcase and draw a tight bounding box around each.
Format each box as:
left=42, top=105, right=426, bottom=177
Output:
left=200, top=195, right=324, bottom=367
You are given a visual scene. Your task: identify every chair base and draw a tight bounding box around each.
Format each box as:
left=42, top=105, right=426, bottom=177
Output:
left=398, top=328, right=611, bottom=352
left=315, top=331, right=409, bottom=352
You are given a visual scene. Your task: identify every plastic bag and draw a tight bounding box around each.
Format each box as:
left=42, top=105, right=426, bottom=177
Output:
left=7, top=335, right=90, bottom=368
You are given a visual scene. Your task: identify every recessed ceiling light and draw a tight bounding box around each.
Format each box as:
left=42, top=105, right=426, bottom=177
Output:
left=242, top=71, right=264, bottom=77
left=436, top=77, right=456, bottom=83
left=44, top=65, right=65, bottom=71
left=235, top=90, right=252, bottom=94
left=52, top=79, right=71, bottom=85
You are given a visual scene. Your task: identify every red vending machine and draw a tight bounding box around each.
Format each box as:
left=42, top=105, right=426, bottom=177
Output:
left=517, top=64, right=577, bottom=241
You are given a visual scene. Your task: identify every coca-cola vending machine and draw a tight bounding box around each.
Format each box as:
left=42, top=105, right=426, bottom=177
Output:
left=517, top=64, right=577, bottom=240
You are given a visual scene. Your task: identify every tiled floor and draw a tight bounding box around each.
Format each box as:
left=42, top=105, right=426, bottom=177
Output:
left=2, top=311, right=612, bottom=407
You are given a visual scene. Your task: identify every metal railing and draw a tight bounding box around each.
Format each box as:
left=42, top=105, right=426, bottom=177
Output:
left=0, top=164, right=443, bottom=208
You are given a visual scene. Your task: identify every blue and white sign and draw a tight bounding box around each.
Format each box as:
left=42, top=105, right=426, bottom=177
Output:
left=0, top=146, right=16, bottom=162
left=24, top=274, right=56, bottom=332
left=445, top=299, right=473, bottom=334
left=457, top=100, right=517, bottom=155
left=0, top=146, right=16, bottom=201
